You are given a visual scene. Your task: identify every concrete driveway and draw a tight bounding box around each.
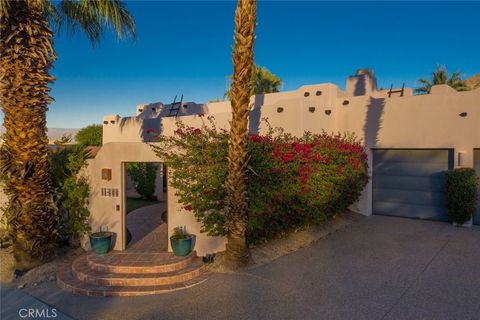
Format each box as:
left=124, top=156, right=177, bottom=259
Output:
left=15, top=216, right=480, bottom=320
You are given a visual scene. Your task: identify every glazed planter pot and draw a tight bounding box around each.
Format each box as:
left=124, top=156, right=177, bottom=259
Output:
left=170, top=235, right=194, bottom=257
left=89, top=232, right=113, bottom=254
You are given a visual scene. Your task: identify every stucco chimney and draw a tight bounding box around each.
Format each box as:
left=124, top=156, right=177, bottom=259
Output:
left=346, top=69, right=378, bottom=97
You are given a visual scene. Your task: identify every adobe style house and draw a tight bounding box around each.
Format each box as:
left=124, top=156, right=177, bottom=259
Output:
left=84, top=69, right=480, bottom=256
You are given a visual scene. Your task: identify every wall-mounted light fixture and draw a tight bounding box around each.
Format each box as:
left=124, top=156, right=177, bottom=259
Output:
left=342, top=100, right=350, bottom=105
left=325, top=110, right=332, bottom=115
left=459, top=112, right=467, bottom=117
left=304, top=92, right=310, bottom=97
left=309, top=107, right=316, bottom=113
left=277, top=107, right=284, bottom=113
left=457, top=151, right=466, bottom=167
left=101, top=168, right=112, bottom=181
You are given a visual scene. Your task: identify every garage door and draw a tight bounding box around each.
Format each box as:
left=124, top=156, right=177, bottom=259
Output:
left=474, top=149, right=480, bottom=225
left=372, top=149, right=453, bottom=221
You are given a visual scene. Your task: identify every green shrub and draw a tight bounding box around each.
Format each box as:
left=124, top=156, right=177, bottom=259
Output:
left=75, top=124, right=102, bottom=146
left=445, top=168, right=478, bottom=224
left=50, top=142, right=91, bottom=246
left=153, top=117, right=369, bottom=245
left=126, top=163, right=157, bottom=200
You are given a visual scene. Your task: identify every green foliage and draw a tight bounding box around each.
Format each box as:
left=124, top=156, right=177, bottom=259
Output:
left=153, top=117, right=369, bottom=244
left=50, top=141, right=91, bottom=246
left=170, top=227, right=192, bottom=240
left=75, top=124, right=103, bottom=146
left=126, top=163, right=157, bottom=200
left=415, top=66, right=469, bottom=94
left=445, top=168, right=478, bottom=224
left=225, top=65, right=283, bottom=99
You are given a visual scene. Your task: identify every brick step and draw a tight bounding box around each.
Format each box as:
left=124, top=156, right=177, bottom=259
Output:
left=86, top=251, right=197, bottom=274
left=57, top=264, right=209, bottom=297
left=72, top=255, right=206, bottom=287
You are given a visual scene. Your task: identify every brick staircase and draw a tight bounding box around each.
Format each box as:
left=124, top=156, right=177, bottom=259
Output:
left=57, top=251, right=208, bottom=297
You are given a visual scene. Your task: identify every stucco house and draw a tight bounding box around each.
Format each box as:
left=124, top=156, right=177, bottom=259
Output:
left=85, top=69, right=480, bottom=257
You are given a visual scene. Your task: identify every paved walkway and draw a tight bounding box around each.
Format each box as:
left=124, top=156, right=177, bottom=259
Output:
left=126, top=202, right=168, bottom=252
left=1, top=285, right=73, bottom=320
left=23, top=216, right=480, bottom=320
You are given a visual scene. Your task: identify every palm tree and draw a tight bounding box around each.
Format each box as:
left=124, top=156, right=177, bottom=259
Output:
left=225, top=64, right=282, bottom=99
left=415, top=66, right=468, bottom=94
left=0, top=0, right=134, bottom=270
left=224, top=0, right=256, bottom=269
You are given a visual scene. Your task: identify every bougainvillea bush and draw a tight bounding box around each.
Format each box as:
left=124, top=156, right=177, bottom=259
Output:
left=153, top=117, right=369, bottom=245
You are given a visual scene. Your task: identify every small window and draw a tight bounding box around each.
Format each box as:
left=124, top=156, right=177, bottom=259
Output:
left=309, top=107, right=315, bottom=113
left=103, top=121, right=108, bottom=125
left=110, top=120, right=115, bottom=124
left=304, top=92, right=310, bottom=97
left=152, top=107, right=155, bottom=111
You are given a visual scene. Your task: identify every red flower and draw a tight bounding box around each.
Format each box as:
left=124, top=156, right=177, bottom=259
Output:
left=183, top=205, right=192, bottom=211
left=146, top=128, right=154, bottom=134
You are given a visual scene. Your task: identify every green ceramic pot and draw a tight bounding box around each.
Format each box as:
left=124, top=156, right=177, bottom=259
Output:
left=170, top=236, right=194, bottom=257
left=89, top=232, right=113, bottom=254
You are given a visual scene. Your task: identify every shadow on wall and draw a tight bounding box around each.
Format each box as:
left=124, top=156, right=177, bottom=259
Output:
left=249, top=94, right=264, bottom=134
left=363, top=97, right=386, bottom=147
left=354, top=75, right=367, bottom=96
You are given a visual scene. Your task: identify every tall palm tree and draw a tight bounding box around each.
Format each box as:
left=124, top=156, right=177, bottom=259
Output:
left=224, top=0, right=256, bottom=269
left=225, top=64, right=282, bottom=99
left=0, top=0, right=134, bottom=270
left=415, top=66, right=468, bottom=94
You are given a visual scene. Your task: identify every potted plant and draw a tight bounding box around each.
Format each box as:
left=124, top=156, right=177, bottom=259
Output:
left=89, top=231, right=113, bottom=254
left=445, top=168, right=478, bottom=227
left=170, top=227, right=195, bottom=256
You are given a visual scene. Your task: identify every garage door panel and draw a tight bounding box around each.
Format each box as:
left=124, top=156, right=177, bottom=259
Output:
left=373, top=189, right=446, bottom=207
left=373, top=201, right=448, bottom=221
left=373, top=149, right=450, bottom=163
left=372, top=149, right=451, bottom=221
left=373, top=176, right=445, bottom=192
left=373, top=162, right=449, bottom=177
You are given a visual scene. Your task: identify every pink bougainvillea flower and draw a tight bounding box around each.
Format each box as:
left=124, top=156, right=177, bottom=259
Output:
left=183, top=205, right=192, bottom=211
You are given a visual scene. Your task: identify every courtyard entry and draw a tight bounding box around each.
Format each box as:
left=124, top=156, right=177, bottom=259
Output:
left=372, top=149, right=454, bottom=221
left=124, top=162, right=168, bottom=251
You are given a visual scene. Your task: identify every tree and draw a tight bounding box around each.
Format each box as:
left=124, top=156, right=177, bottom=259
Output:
left=224, top=0, right=256, bottom=269
left=0, top=0, right=135, bottom=270
left=75, top=124, right=102, bottom=146
left=415, top=66, right=468, bottom=94
left=225, top=64, right=282, bottom=99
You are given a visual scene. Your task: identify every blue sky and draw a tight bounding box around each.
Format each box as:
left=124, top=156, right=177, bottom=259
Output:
left=29, top=1, right=480, bottom=128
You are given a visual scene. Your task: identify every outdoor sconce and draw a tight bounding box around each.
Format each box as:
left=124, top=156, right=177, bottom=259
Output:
left=304, top=92, right=310, bottom=97
left=277, top=107, right=284, bottom=113
left=325, top=110, right=332, bottom=115
left=457, top=152, right=466, bottom=167
left=316, top=90, right=322, bottom=96
left=103, top=121, right=108, bottom=125
left=309, top=107, right=316, bottom=113
left=342, top=100, right=350, bottom=105
left=101, top=168, right=112, bottom=181
left=459, top=112, right=467, bottom=117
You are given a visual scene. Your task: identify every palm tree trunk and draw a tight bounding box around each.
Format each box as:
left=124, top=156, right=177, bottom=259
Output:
left=224, top=0, right=256, bottom=268
left=0, top=0, right=58, bottom=270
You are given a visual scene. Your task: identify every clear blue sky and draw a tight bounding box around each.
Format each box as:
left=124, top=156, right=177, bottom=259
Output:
left=30, top=1, right=480, bottom=128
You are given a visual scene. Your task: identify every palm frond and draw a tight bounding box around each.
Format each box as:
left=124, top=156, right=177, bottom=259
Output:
left=58, top=0, right=135, bottom=44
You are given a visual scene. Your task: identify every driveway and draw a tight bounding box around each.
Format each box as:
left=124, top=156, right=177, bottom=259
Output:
left=15, top=216, right=480, bottom=320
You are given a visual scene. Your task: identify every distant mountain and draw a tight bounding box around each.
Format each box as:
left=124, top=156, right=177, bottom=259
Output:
left=0, top=127, right=80, bottom=143
left=464, top=74, right=480, bottom=90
